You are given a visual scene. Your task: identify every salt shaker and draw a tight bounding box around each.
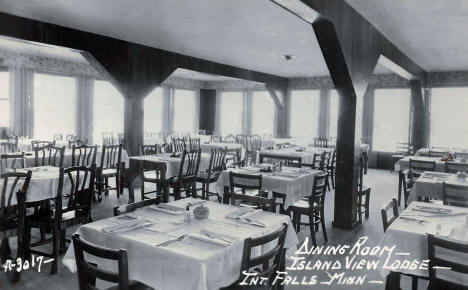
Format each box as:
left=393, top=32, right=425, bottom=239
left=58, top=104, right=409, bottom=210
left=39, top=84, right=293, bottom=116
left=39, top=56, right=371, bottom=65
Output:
left=184, top=204, right=191, bottom=223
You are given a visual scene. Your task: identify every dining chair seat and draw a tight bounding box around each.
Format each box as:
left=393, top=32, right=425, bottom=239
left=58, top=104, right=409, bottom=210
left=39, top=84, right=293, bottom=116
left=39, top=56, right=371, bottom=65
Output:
left=143, top=171, right=165, bottom=181
left=289, top=199, right=320, bottom=211
left=233, top=188, right=262, bottom=197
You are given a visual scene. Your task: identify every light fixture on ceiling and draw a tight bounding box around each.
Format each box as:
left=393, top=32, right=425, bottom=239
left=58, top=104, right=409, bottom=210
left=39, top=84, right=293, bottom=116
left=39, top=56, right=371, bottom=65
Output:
left=282, top=54, right=296, bottom=60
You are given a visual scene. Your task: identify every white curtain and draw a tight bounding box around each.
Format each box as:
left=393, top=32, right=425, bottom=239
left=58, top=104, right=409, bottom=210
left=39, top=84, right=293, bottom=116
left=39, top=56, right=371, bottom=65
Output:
left=10, top=66, right=33, bottom=137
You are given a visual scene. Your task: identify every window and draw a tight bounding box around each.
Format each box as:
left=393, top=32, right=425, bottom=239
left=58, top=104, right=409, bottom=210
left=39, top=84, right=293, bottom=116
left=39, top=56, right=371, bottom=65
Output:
left=0, top=71, right=9, bottom=127
left=372, top=89, right=410, bottom=151
left=173, top=89, right=197, bottom=133
left=290, top=90, right=320, bottom=145
left=251, top=91, right=275, bottom=137
left=430, top=88, right=468, bottom=148
left=219, top=91, right=243, bottom=135
left=33, top=73, right=77, bottom=140
left=93, top=80, right=124, bottom=144
left=144, top=87, right=163, bottom=134
left=329, top=90, right=340, bottom=139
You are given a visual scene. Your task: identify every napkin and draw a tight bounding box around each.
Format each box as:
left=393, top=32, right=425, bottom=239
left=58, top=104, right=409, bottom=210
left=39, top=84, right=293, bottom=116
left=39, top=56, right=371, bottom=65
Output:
left=102, top=219, right=152, bottom=234
left=149, top=204, right=184, bottom=215
left=226, top=207, right=254, bottom=219
left=200, top=229, right=238, bottom=243
left=272, top=172, right=299, bottom=178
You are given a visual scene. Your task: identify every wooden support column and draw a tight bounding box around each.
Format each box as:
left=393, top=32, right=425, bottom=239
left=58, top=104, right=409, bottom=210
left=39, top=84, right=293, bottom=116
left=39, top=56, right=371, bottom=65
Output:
left=410, top=80, right=426, bottom=152
left=313, top=18, right=362, bottom=230
left=266, top=85, right=288, bottom=138
left=199, top=89, right=217, bottom=134
left=319, top=88, right=330, bottom=138
left=124, top=96, right=144, bottom=156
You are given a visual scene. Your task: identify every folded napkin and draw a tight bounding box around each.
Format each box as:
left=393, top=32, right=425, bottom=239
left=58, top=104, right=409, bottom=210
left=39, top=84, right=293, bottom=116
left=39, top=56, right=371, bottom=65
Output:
left=149, top=204, right=185, bottom=215
left=188, top=233, right=231, bottom=247
left=102, top=219, right=152, bottom=234
left=200, top=229, right=238, bottom=243
left=226, top=207, right=254, bottom=219
left=413, top=205, right=453, bottom=214
left=272, top=172, right=299, bottom=178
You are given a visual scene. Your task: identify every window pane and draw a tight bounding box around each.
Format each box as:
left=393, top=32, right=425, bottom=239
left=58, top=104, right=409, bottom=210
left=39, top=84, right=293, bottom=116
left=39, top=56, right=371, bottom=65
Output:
left=34, top=73, right=77, bottom=140
left=251, top=91, right=275, bottom=137
left=144, top=87, right=163, bottom=133
left=430, top=88, right=468, bottom=148
left=173, top=89, right=196, bottom=133
left=373, top=89, right=410, bottom=151
left=329, top=90, right=339, bottom=139
left=220, top=91, right=243, bottom=135
left=290, top=90, right=320, bottom=145
left=0, top=71, right=9, bottom=127
left=93, top=80, right=124, bottom=144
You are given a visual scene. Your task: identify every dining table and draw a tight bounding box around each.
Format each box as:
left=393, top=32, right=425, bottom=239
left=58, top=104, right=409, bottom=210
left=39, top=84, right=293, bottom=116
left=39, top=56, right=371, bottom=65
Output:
left=407, top=172, right=468, bottom=204
left=415, top=147, right=468, bottom=156
left=63, top=197, right=299, bottom=290
left=261, top=138, right=295, bottom=149
left=378, top=202, right=468, bottom=281
left=215, top=165, right=323, bottom=208
left=127, top=153, right=211, bottom=203
left=394, top=156, right=449, bottom=172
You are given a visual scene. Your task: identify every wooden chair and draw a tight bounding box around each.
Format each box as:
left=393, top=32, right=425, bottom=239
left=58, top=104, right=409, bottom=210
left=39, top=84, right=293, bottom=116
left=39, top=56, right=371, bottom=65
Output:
left=117, top=133, right=124, bottom=146
left=230, top=223, right=288, bottom=289
left=172, top=138, right=186, bottom=153
left=189, top=137, right=200, bottom=151
left=31, top=140, right=55, bottom=149
left=0, top=170, right=32, bottom=283
left=169, top=149, right=201, bottom=200
left=96, top=144, right=123, bottom=201
left=288, top=173, right=328, bottom=246
left=68, top=139, right=87, bottom=149
left=428, top=234, right=468, bottom=290
left=139, top=144, right=160, bottom=156
left=409, top=158, right=436, bottom=176
left=6, top=135, right=18, bottom=153
left=196, top=148, right=226, bottom=201
left=72, top=145, right=97, bottom=167
left=102, top=132, right=114, bottom=146
left=230, top=193, right=276, bottom=212
left=141, top=161, right=166, bottom=201
left=314, top=137, right=328, bottom=148
left=26, top=165, right=96, bottom=274
left=160, top=143, right=173, bottom=154
left=357, top=155, right=371, bottom=223
left=72, top=234, right=154, bottom=290
left=34, top=145, right=65, bottom=167
left=229, top=171, right=263, bottom=197
left=443, top=182, right=468, bottom=208
left=113, top=198, right=160, bottom=216
left=445, top=161, right=468, bottom=173
left=65, top=134, right=76, bottom=142
left=455, top=152, right=468, bottom=159
left=286, top=161, right=316, bottom=169
left=429, top=150, right=449, bottom=157
left=398, top=170, right=414, bottom=208
left=210, top=135, right=222, bottom=143
left=0, top=152, right=26, bottom=171
left=319, top=151, right=330, bottom=171
left=381, top=198, right=399, bottom=232
left=391, top=142, right=413, bottom=172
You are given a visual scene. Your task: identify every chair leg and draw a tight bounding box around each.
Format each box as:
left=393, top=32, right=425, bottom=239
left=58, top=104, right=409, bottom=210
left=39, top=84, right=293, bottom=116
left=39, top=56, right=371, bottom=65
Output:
left=59, top=229, right=67, bottom=253
left=411, top=277, right=418, bottom=290
left=141, top=179, right=145, bottom=201
left=1, top=238, right=11, bottom=263
left=51, top=227, right=59, bottom=274
left=365, top=189, right=370, bottom=219
left=104, top=178, right=109, bottom=196
left=308, top=216, right=317, bottom=247
left=321, top=210, right=328, bottom=243
left=331, top=171, right=335, bottom=189
left=385, top=272, right=401, bottom=290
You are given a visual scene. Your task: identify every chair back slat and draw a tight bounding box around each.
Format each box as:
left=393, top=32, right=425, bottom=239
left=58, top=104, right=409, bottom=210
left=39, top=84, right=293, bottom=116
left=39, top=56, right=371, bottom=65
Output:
left=208, top=148, right=226, bottom=175
left=139, top=144, right=159, bottom=156
left=189, top=138, right=200, bottom=151
left=0, top=170, right=32, bottom=219
left=72, top=145, right=97, bottom=167
left=113, top=198, right=159, bottom=216
left=445, top=161, right=468, bottom=173
left=179, top=149, right=201, bottom=178
left=210, top=135, right=222, bottom=143
left=409, top=158, right=436, bottom=173
left=101, top=145, right=122, bottom=169
left=172, top=138, right=186, bottom=153
left=102, top=132, right=114, bottom=146
left=314, top=137, right=328, bottom=148
left=223, top=134, right=236, bottom=143
left=229, top=171, right=262, bottom=194
left=34, top=145, right=65, bottom=167
left=1, top=152, right=26, bottom=171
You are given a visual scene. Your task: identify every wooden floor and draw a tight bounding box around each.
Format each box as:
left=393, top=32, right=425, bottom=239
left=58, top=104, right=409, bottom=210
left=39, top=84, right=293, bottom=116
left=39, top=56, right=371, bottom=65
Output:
left=0, top=169, right=424, bottom=289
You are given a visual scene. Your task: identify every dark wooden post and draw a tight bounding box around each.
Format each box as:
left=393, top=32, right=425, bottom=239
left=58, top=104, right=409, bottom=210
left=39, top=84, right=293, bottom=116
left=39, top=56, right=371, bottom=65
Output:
left=410, top=80, right=426, bottom=152
left=199, top=89, right=217, bottom=134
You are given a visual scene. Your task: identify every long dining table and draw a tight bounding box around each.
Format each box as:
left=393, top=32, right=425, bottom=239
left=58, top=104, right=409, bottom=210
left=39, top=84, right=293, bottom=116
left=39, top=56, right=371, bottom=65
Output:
left=394, top=156, right=448, bottom=172
left=378, top=202, right=468, bottom=281
left=407, top=172, right=468, bottom=204
left=63, top=197, right=299, bottom=290
left=127, top=153, right=211, bottom=203
left=215, top=165, right=323, bottom=208
left=257, top=147, right=330, bottom=164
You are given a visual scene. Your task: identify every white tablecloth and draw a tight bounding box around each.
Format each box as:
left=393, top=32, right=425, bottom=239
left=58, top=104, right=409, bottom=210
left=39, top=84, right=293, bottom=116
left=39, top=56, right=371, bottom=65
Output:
left=215, top=166, right=322, bottom=208
left=394, top=156, right=446, bottom=172
left=129, top=153, right=211, bottom=178
left=200, top=142, right=245, bottom=159
left=6, top=166, right=88, bottom=205
left=378, top=202, right=468, bottom=279
left=408, top=172, right=468, bottom=204
left=415, top=147, right=468, bottom=156
left=258, top=148, right=318, bottom=164
left=63, top=198, right=298, bottom=290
